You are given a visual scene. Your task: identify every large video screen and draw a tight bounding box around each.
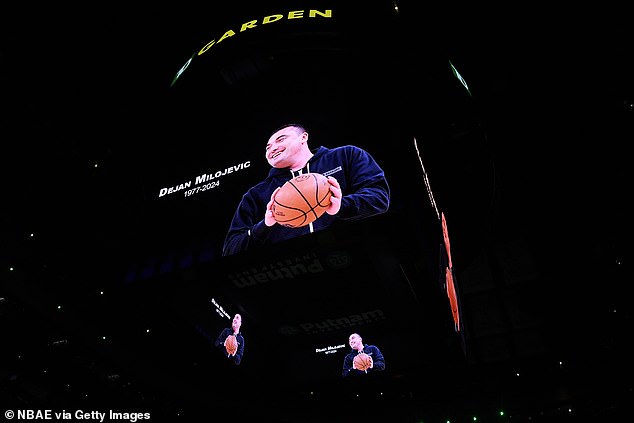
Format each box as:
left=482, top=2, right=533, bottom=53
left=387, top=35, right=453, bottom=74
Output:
left=120, top=1, right=478, bottom=394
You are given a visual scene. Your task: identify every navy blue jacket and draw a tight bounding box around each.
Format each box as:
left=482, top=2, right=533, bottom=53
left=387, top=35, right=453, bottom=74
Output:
left=342, top=344, right=386, bottom=377
left=222, top=145, right=390, bottom=256
left=214, top=328, right=245, bottom=365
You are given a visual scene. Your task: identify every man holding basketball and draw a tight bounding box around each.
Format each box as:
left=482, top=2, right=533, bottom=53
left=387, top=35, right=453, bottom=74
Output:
left=222, top=123, right=390, bottom=256
left=214, top=313, right=245, bottom=365
left=342, top=332, right=386, bottom=377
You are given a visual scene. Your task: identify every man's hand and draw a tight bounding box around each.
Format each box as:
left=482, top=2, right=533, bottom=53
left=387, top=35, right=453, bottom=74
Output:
left=265, top=187, right=282, bottom=226
left=326, top=176, right=342, bottom=215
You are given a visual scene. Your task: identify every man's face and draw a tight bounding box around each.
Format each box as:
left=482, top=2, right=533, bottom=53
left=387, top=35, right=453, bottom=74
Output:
left=265, top=126, right=306, bottom=168
left=349, top=334, right=362, bottom=350
left=232, top=314, right=242, bottom=331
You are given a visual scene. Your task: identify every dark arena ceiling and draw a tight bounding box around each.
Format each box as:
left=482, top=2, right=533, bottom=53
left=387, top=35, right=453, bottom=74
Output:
left=2, top=1, right=632, bottom=421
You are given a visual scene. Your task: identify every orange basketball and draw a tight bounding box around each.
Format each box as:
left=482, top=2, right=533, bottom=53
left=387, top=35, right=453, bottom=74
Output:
left=225, top=335, right=238, bottom=356
left=353, top=353, right=372, bottom=371
left=272, top=173, right=332, bottom=228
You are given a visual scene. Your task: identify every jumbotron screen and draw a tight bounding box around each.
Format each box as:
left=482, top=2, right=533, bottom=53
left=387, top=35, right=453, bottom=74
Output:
left=121, top=1, right=477, bottom=390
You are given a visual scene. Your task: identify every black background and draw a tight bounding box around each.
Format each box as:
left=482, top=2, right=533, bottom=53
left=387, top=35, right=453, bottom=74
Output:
left=2, top=1, right=632, bottom=421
